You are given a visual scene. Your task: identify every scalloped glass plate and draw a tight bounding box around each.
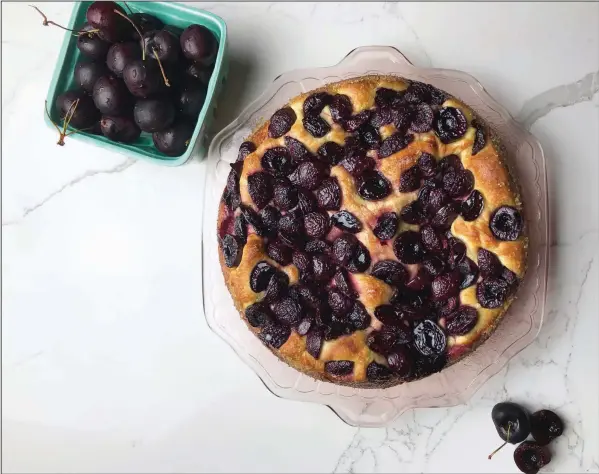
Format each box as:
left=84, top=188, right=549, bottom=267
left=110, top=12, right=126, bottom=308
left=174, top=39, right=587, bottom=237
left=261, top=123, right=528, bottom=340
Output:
left=202, top=46, right=548, bottom=427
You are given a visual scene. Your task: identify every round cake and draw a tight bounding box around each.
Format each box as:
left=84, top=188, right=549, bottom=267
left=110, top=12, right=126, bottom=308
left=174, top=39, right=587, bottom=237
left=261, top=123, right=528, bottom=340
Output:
left=217, top=75, right=527, bottom=387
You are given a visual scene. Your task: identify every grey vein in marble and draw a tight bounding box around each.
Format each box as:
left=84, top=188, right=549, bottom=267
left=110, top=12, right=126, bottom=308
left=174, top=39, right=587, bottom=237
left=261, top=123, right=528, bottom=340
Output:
left=517, top=70, right=599, bottom=130
left=2, top=159, right=136, bottom=227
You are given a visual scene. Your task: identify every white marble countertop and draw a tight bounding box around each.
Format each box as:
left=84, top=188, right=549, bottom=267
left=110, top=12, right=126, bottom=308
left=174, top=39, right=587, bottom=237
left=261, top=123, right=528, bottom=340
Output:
left=2, top=2, right=598, bottom=473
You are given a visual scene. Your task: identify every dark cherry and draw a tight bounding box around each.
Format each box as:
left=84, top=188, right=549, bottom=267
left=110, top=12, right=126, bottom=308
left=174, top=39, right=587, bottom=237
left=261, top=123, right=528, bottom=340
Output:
left=142, top=29, right=180, bottom=63
left=442, top=169, right=475, bottom=198
left=439, top=154, right=463, bottom=174
left=303, top=92, right=331, bottom=116
left=324, top=360, right=354, bottom=376
left=106, top=42, right=141, bottom=77
left=530, top=410, right=564, bottom=446
left=348, top=301, right=370, bottom=330
left=373, top=212, right=399, bottom=241
left=93, top=75, right=130, bottom=116
left=273, top=182, right=298, bottom=211
left=86, top=1, right=129, bottom=43
left=237, top=141, right=254, bottom=164
left=404, top=80, right=446, bottom=105
left=342, top=110, right=371, bottom=133
left=55, top=90, right=99, bottom=129
left=358, top=124, right=381, bottom=149
left=263, top=271, right=289, bottom=303
left=501, top=267, right=520, bottom=294
left=490, top=402, right=531, bottom=450
left=370, top=260, right=407, bottom=287
left=289, top=161, right=327, bottom=190
left=358, top=171, right=392, bottom=201
left=366, top=362, right=392, bottom=382
left=399, top=166, right=422, bottom=193
left=315, top=178, right=342, bottom=210
left=259, top=205, right=281, bottom=236
left=306, top=328, right=324, bottom=359
left=420, top=225, right=444, bottom=253
left=331, top=270, right=354, bottom=300
left=410, top=103, right=434, bottom=133
left=331, top=210, right=362, bottom=233
left=292, top=251, right=312, bottom=275
left=405, top=267, right=433, bottom=291
left=431, top=202, right=461, bottom=229
left=128, top=13, right=163, bottom=36
left=122, top=60, right=163, bottom=98
left=477, top=277, right=510, bottom=308
left=374, top=304, right=403, bottom=326
left=221, top=234, right=243, bottom=267
left=392, top=104, right=416, bottom=132
left=413, top=320, right=446, bottom=357
left=133, top=98, right=175, bottom=132
left=329, top=94, right=353, bottom=123
left=400, top=201, right=426, bottom=225
left=285, top=136, right=311, bottom=164
left=478, top=248, right=503, bottom=277
left=175, top=78, right=207, bottom=118
left=340, top=154, right=375, bottom=177
left=472, top=120, right=487, bottom=155
left=378, top=133, right=414, bottom=158
left=412, top=353, right=447, bottom=379
left=303, top=115, right=330, bottom=137
left=245, top=302, right=272, bottom=328
left=180, top=24, right=217, bottom=65
left=461, top=190, right=484, bottom=221
left=240, top=205, right=266, bottom=235
left=317, top=142, right=344, bottom=166
left=305, top=238, right=330, bottom=255
left=271, top=297, right=302, bottom=326
left=417, top=152, right=437, bottom=178
left=250, top=261, right=276, bottom=293
left=268, top=107, right=297, bottom=138
left=74, top=60, right=108, bottom=93
left=100, top=115, right=140, bottom=143
left=153, top=120, right=194, bottom=156
left=374, top=87, right=403, bottom=107
left=445, top=306, right=478, bottom=335
left=295, top=189, right=317, bottom=215
left=431, top=270, right=461, bottom=301
left=303, top=212, right=330, bottom=239
left=490, top=206, right=523, bottom=241
left=267, top=240, right=292, bottom=266
left=421, top=188, right=449, bottom=217
left=332, top=234, right=358, bottom=267
left=432, top=296, right=459, bottom=318
left=514, top=442, right=551, bottom=474
left=387, top=346, right=413, bottom=378
left=423, top=256, right=446, bottom=277
left=77, top=22, right=110, bottom=60
left=369, top=106, right=395, bottom=128
left=393, top=231, right=426, bottom=264
left=260, top=323, right=291, bottom=349
left=434, top=107, right=468, bottom=144
left=247, top=172, right=273, bottom=209
left=367, top=326, right=411, bottom=355
left=296, top=318, right=313, bottom=336
left=233, top=214, right=247, bottom=243
left=278, top=213, right=305, bottom=244
left=447, top=238, right=466, bottom=268
left=312, top=253, right=336, bottom=282
left=185, top=61, right=213, bottom=85
left=457, top=257, right=479, bottom=289
left=261, top=147, right=293, bottom=177
left=328, top=289, right=353, bottom=316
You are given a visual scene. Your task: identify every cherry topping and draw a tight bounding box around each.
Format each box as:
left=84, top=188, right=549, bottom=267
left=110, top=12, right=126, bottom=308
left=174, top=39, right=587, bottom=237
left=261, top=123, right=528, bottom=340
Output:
left=371, top=260, right=408, bottom=287
left=247, top=172, right=273, bottom=209
left=271, top=296, right=302, bottom=326
left=477, top=277, right=510, bottom=308
left=261, top=147, right=293, bottom=177
left=267, top=240, right=292, bottom=265
left=342, top=110, right=371, bottom=133
left=400, top=201, right=427, bottom=225
left=417, top=152, right=437, bottom=178
left=378, top=132, right=414, bottom=158
left=306, top=328, right=324, bottom=358
left=304, top=212, right=330, bottom=239
left=295, top=189, right=317, bottom=215
left=245, top=302, right=272, bottom=328
left=423, top=256, right=446, bottom=276
left=303, top=92, right=332, bottom=116
left=358, top=171, right=392, bottom=201
left=370, top=106, right=395, bottom=128
left=237, top=141, right=256, bottom=162
left=432, top=296, right=459, bottom=317
left=259, top=205, right=281, bottom=236
left=305, top=239, right=331, bottom=255
left=420, top=224, right=444, bottom=253
left=263, top=271, right=290, bottom=303
left=461, top=190, right=484, bottom=221
left=328, top=289, right=353, bottom=316
left=405, top=267, right=433, bottom=291
left=399, top=166, right=422, bottom=193
left=457, top=257, right=479, bottom=289
left=431, top=202, right=461, bottom=229
left=278, top=212, right=305, bottom=244
left=324, top=360, right=354, bottom=376
left=241, top=205, right=267, bottom=236
left=447, top=238, right=467, bottom=268
left=296, top=317, right=313, bottom=336
left=221, top=234, right=243, bottom=268
left=471, top=120, right=487, bottom=155
left=289, top=161, right=327, bottom=190
left=340, top=154, right=375, bottom=177
left=392, top=104, right=416, bottom=132
left=514, top=442, right=551, bottom=474
left=260, top=323, right=291, bottom=348
left=373, top=212, right=399, bottom=241
left=530, top=410, right=564, bottom=446
left=273, top=182, right=298, bottom=210
left=439, top=154, right=463, bottom=174
left=284, top=136, right=312, bottom=164
left=233, top=214, right=247, bottom=243
left=410, top=103, right=434, bottom=133
left=317, top=142, right=344, bottom=165
left=332, top=234, right=357, bottom=266
left=374, top=304, right=402, bottom=326
left=358, top=124, right=381, bottom=149
left=346, top=242, right=371, bottom=273
left=434, top=107, right=468, bottom=144
left=250, top=261, right=276, bottom=292
left=413, top=320, right=446, bottom=357
left=477, top=248, right=503, bottom=277
left=366, top=362, right=392, bottom=382
left=387, top=346, right=413, bottom=378
left=268, top=107, right=296, bottom=138
left=334, top=268, right=356, bottom=297
left=348, top=301, right=371, bottom=330
left=315, top=178, right=342, bottom=210
left=329, top=94, right=353, bottom=123
left=442, top=169, right=475, bottom=198
left=374, top=87, right=403, bottom=107
left=431, top=270, right=461, bottom=301
left=331, top=210, right=362, bottom=233
left=445, top=305, right=479, bottom=335
left=393, top=231, right=426, bottom=264
left=490, top=206, right=523, bottom=241
left=303, top=115, right=330, bottom=137
left=312, top=253, right=336, bottom=282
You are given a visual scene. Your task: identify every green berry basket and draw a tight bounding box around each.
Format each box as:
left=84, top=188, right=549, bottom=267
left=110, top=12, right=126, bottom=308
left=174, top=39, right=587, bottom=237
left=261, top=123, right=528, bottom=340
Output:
left=44, top=1, right=228, bottom=166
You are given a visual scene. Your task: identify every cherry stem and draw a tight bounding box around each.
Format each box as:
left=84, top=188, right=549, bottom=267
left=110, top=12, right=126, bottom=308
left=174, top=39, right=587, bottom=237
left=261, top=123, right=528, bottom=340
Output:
left=45, top=99, right=87, bottom=146
left=113, top=8, right=145, bottom=60
left=488, top=424, right=511, bottom=460
left=30, top=5, right=92, bottom=35
left=152, top=48, right=170, bottom=87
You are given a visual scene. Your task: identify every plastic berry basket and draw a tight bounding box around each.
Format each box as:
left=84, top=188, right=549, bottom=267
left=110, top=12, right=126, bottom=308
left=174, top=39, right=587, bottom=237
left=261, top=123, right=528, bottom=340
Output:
left=44, top=1, right=228, bottom=166
left=202, top=46, right=549, bottom=427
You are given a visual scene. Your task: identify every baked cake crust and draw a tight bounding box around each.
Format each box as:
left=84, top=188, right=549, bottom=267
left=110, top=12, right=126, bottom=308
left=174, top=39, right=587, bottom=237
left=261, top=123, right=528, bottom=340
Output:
left=217, top=75, right=527, bottom=387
